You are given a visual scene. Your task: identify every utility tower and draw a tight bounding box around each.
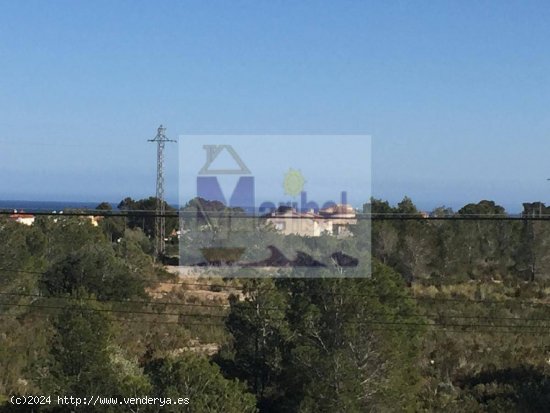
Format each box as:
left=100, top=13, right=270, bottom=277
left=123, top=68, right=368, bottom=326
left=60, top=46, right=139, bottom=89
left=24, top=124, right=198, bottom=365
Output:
left=148, top=125, right=176, bottom=257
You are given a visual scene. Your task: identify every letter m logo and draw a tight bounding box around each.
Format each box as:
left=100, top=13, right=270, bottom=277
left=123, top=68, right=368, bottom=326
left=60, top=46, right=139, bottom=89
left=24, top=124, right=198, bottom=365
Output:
left=196, top=145, right=255, bottom=213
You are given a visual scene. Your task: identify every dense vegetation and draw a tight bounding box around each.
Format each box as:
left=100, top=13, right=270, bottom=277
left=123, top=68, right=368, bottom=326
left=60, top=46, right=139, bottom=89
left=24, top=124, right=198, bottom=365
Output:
left=2, top=197, right=550, bottom=411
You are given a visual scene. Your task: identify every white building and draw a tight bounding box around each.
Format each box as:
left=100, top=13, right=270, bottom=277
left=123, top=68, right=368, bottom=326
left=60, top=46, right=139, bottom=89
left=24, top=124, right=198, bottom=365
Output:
left=9, top=211, right=35, bottom=226
left=265, top=204, right=356, bottom=237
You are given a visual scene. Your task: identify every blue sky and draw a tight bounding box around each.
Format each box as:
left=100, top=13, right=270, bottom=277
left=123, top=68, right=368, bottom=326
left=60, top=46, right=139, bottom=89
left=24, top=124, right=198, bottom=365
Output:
left=1, top=1, right=550, bottom=212
left=179, top=135, right=372, bottom=209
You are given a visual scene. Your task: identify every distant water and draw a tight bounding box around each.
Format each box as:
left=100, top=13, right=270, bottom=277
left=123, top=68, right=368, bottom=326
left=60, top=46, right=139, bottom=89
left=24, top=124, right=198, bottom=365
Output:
left=0, top=200, right=116, bottom=212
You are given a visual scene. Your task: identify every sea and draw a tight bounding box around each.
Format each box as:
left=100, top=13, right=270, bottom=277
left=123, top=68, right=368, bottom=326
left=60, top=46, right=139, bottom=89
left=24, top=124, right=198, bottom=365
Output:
left=0, top=200, right=116, bottom=212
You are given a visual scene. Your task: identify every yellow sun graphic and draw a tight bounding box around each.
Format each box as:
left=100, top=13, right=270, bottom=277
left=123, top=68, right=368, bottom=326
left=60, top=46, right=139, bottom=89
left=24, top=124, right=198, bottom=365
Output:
left=283, top=168, right=306, bottom=197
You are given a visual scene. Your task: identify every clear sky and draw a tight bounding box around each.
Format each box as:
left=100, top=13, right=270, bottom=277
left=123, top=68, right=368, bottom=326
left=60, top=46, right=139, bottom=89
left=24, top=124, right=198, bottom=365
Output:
left=1, top=0, right=550, bottom=212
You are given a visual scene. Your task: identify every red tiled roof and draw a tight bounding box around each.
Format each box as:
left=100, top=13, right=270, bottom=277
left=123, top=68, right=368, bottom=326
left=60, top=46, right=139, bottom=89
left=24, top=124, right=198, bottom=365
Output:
left=10, top=214, right=34, bottom=219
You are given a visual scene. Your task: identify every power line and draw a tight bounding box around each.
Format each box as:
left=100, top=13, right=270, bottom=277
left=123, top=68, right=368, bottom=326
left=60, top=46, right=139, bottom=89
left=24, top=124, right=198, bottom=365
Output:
left=4, top=291, right=550, bottom=324
left=0, top=313, right=224, bottom=327
left=0, top=290, right=232, bottom=309
left=5, top=300, right=550, bottom=336
left=3, top=209, right=550, bottom=220
left=0, top=301, right=223, bottom=318
left=5, top=300, right=550, bottom=332
left=5, top=311, right=550, bottom=338
left=3, top=267, right=550, bottom=308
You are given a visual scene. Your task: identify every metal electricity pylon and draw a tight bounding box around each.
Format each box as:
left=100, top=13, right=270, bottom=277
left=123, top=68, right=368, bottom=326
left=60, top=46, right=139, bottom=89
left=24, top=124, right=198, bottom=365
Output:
left=148, top=125, right=176, bottom=257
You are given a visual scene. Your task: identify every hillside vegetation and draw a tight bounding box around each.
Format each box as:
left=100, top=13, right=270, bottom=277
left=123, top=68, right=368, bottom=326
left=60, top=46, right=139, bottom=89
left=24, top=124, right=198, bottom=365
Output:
left=2, top=197, right=550, bottom=411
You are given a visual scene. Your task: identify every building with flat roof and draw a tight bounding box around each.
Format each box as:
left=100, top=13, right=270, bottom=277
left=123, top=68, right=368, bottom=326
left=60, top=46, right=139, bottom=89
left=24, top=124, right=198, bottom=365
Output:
left=265, top=204, right=356, bottom=237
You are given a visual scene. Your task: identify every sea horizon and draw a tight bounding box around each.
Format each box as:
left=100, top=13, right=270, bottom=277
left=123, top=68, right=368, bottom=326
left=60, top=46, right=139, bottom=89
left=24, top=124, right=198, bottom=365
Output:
left=0, top=198, right=529, bottom=215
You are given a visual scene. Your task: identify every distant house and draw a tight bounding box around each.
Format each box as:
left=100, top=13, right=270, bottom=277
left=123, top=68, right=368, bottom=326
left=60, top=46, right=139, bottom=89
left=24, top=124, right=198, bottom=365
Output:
left=86, top=215, right=102, bottom=227
left=9, top=210, right=35, bottom=226
left=265, top=204, right=356, bottom=237
left=8, top=210, right=103, bottom=227
left=319, top=204, right=357, bottom=236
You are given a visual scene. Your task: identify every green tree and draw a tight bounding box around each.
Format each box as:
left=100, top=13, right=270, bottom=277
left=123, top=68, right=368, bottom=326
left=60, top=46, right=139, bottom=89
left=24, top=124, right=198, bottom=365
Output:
left=221, top=262, right=423, bottom=412
left=223, top=277, right=291, bottom=410
left=363, top=198, right=395, bottom=214
left=145, top=353, right=257, bottom=413
left=515, top=210, right=550, bottom=281
left=283, top=262, right=423, bottom=412
left=458, top=200, right=505, bottom=216
left=45, top=301, right=117, bottom=398
left=396, top=196, right=419, bottom=215
left=41, top=243, right=149, bottom=301
left=95, top=201, right=126, bottom=243
left=33, top=216, right=106, bottom=263
left=118, top=197, right=177, bottom=240
left=95, top=202, right=112, bottom=210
